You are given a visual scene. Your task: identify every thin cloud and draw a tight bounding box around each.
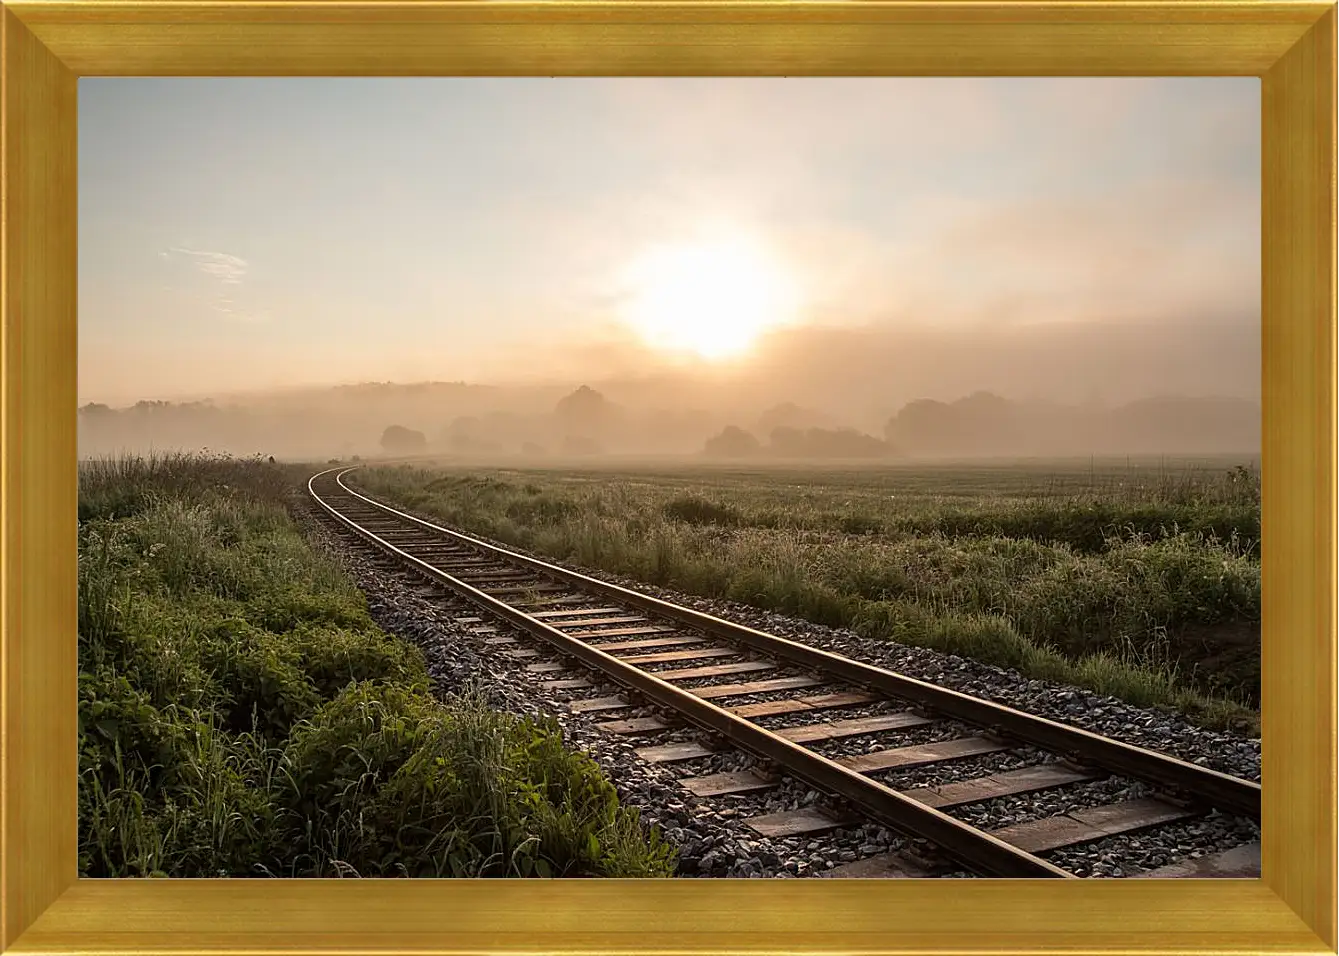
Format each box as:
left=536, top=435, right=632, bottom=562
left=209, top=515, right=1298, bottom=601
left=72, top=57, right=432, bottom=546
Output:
left=164, top=246, right=248, bottom=285
left=211, top=299, right=269, bottom=324
left=159, top=246, right=266, bottom=323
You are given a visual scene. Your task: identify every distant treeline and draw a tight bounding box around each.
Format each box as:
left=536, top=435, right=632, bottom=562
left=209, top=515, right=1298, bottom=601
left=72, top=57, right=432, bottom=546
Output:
left=77, top=386, right=711, bottom=460
left=702, top=392, right=1260, bottom=460
left=79, top=386, right=1259, bottom=461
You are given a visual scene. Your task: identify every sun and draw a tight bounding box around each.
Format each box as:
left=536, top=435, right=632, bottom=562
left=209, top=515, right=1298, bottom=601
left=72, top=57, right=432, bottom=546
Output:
left=622, top=235, right=798, bottom=360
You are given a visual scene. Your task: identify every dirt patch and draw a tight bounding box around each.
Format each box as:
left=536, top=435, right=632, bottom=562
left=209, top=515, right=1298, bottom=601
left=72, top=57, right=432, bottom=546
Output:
left=1170, top=620, right=1259, bottom=706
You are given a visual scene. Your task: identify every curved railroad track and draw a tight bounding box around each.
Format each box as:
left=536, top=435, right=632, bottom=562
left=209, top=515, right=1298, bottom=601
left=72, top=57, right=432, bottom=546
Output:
left=308, top=466, right=1261, bottom=880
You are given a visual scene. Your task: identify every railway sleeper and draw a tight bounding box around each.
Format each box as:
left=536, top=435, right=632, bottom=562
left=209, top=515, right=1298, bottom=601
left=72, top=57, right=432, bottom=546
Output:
left=750, top=794, right=1194, bottom=867
left=617, top=647, right=740, bottom=666
left=691, top=676, right=825, bottom=699
left=595, top=716, right=674, bottom=735
left=509, top=595, right=589, bottom=609
left=573, top=688, right=879, bottom=723
left=593, top=699, right=927, bottom=739
left=713, top=761, right=1099, bottom=814
left=1133, top=841, right=1260, bottom=878
left=632, top=712, right=938, bottom=761
left=992, top=797, right=1196, bottom=854
left=568, top=625, right=678, bottom=640
left=453, top=574, right=545, bottom=586
left=551, top=615, right=650, bottom=629
left=529, top=606, right=625, bottom=619
left=568, top=695, right=633, bottom=714
left=587, top=635, right=708, bottom=653
left=541, top=677, right=594, bottom=690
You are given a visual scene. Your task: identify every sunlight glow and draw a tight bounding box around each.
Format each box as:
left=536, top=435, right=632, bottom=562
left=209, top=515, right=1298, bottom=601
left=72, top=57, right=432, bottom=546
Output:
left=622, top=235, right=799, bottom=360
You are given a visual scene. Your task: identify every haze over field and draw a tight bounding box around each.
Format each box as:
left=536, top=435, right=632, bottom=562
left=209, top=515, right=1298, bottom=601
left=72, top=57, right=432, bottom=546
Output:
left=79, top=78, right=1260, bottom=460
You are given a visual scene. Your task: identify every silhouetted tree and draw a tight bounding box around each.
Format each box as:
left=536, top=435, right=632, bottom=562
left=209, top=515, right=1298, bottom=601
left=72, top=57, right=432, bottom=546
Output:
left=884, top=399, right=956, bottom=453
left=768, top=426, right=807, bottom=457
left=380, top=425, right=427, bottom=454
left=554, top=386, right=612, bottom=436
left=703, top=426, right=762, bottom=458
left=445, top=416, right=480, bottom=443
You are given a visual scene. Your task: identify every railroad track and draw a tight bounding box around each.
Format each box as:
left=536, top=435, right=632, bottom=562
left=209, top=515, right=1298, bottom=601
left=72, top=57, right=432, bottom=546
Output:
left=308, top=466, right=1261, bottom=880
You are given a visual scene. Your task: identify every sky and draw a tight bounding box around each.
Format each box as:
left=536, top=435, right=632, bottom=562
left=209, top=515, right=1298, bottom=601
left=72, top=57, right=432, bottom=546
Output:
left=78, top=77, right=1260, bottom=407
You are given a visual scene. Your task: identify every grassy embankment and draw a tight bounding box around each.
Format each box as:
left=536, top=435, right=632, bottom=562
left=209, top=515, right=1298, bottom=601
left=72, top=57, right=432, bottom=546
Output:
left=78, top=454, right=675, bottom=878
left=354, top=459, right=1260, bottom=734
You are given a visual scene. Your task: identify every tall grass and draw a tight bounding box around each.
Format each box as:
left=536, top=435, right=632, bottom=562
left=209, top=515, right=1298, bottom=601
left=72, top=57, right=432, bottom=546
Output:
left=356, top=462, right=1260, bottom=733
left=78, top=453, right=676, bottom=878
left=79, top=451, right=294, bottom=522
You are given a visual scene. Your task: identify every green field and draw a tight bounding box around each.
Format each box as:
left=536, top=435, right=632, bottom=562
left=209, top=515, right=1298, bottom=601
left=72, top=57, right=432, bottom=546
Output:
left=354, top=456, right=1261, bottom=733
left=77, top=454, right=674, bottom=878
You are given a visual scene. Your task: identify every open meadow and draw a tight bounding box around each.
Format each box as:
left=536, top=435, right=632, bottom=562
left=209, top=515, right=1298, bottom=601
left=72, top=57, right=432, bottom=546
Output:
left=354, top=456, right=1261, bottom=733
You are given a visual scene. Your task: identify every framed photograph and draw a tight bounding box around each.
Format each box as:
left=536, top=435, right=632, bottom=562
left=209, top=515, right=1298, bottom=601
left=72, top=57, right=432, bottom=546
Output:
left=3, top=2, right=1334, bottom=955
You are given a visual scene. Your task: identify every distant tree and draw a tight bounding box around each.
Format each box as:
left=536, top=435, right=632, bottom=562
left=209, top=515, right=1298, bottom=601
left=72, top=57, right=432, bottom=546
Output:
left=554, top=385, right=615, bottom=436
left=703, top=426, right=761, bottom=458
left=885, top=392, right=1017, bottom=456
left=555, top=384, right=605, bottom=416
left=768, top=426, right=807, bottom=457
left=765, top=426, right=890, bottom=459
left=884, top=399, right=955, bottom=453
left=802, top=427, right=890, bottom=459
left=444, top=416, right=480, bottom=444
left=952, top=391, right=1017, bottom=450
left=380, top=425, right=427, bottom=455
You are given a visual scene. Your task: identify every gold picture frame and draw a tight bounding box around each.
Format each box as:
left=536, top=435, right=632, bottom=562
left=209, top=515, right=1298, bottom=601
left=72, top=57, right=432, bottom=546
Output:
left=2, top=2, right=1335, bottom=953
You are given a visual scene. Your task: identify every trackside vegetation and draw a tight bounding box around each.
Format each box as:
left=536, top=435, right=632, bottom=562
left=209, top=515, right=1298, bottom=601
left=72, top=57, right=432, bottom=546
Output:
left=354, top=460, right=1260, bottom=734
left=77, top=454, right=675, bottom=878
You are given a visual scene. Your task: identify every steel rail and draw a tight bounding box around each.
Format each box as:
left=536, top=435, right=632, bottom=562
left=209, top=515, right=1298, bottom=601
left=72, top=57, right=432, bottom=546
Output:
left=322, top=466, right=1261, bottom=822
left=309, top=467, right=1074, bottom=878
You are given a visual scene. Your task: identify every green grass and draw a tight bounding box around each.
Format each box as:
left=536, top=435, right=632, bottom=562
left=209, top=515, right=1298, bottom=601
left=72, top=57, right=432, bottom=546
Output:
left=78, top=452, right=676, bottom=878
left=354, top=459, right=1260, bottom=734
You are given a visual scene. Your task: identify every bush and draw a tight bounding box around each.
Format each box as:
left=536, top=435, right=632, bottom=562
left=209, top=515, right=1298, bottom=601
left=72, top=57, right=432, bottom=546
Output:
left=662, top=495, right=742, bottom=527
left=79, top=669, right=193, bottom=793
left=198, top=619, right=321, bottom=738
left=282, top=684, right=677, bottom=877
left=290, top=624, right=430, bottom=698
